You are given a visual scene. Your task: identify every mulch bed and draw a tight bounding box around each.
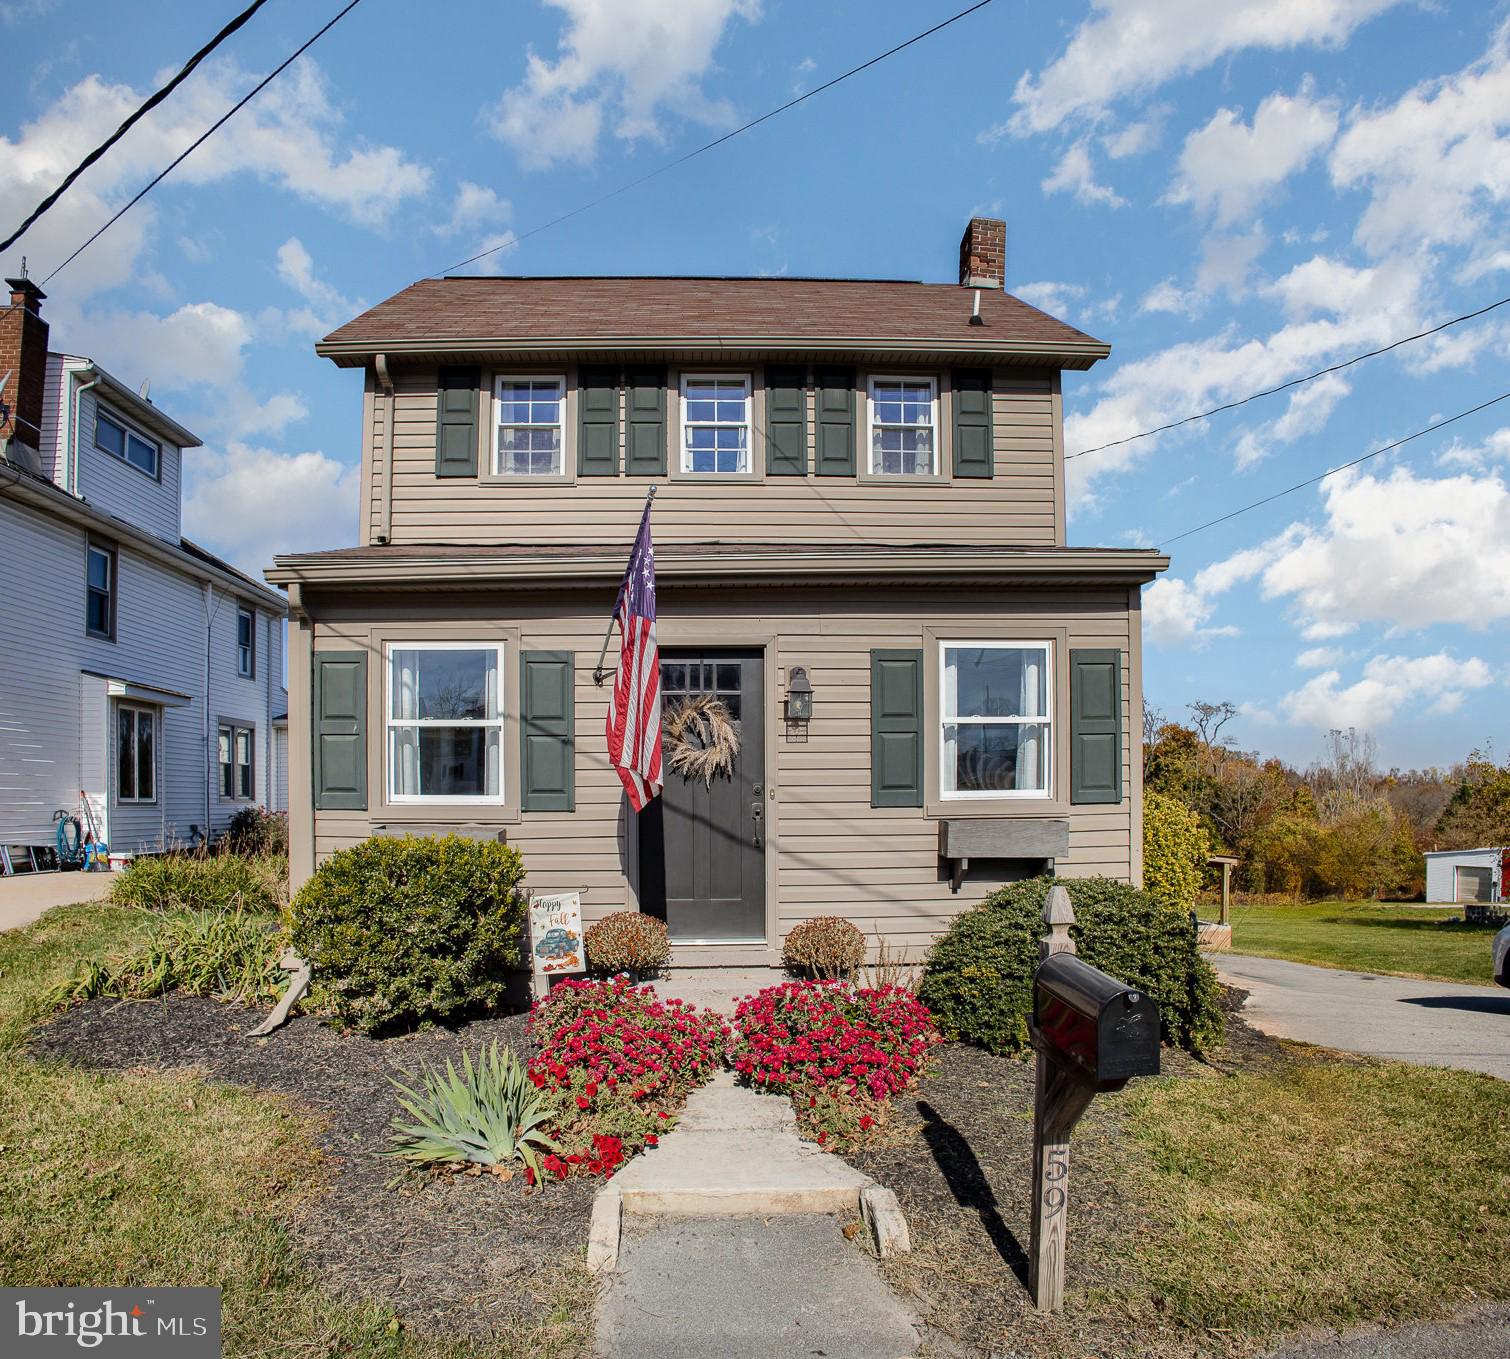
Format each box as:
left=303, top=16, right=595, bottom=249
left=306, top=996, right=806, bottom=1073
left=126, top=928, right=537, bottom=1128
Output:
left=31, top=996, right=596, bottom=1341
left=846, top=987, right=1292, bottom=1359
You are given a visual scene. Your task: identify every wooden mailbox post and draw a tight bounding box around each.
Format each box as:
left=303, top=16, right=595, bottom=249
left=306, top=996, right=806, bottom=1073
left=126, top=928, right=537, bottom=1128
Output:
left=1028, top=885, right=1161, bottom=1313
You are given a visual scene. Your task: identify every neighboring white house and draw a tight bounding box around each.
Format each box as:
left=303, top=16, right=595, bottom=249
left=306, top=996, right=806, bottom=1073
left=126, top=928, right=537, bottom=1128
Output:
left=0, top=276, right=287, bottom=870
left=1425, top=847, right=1505, bottom=905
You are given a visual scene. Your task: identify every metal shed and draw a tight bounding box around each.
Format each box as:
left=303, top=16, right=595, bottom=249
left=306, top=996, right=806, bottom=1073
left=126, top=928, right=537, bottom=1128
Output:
left=1424, top=847, right=1505, bottom=904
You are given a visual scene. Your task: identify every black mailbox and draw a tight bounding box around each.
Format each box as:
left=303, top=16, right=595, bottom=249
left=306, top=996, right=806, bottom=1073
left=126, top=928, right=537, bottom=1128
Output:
left=1034, top=953, right=1161, bottom=1089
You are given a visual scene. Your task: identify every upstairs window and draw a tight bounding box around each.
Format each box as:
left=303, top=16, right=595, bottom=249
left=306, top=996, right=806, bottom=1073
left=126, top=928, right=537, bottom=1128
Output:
left=868, top=377, right=936, bottom=476
left=86, top=541, right=116, bottom=640
left=95, top=409, right=160, bottom=478
left=236, top=605, right=255, bottom=678
left=940, top=641, right=1052, bottom=798
left=681, top=375, right=751, bottom=474
left=495, top=376, right=564, bottom=476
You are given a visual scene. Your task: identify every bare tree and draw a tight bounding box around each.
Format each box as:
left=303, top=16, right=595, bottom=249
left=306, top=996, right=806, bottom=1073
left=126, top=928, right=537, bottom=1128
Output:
left=1143, top=698, right=1166, bottom=748
left=1188, top=700, right=1238, bottom=779
left=1311, top=727, right=1380, bottom=821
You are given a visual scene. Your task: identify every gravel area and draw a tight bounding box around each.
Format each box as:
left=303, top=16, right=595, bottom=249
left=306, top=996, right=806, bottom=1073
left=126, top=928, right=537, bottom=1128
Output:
left=31, top=996, right=597, bottom=1340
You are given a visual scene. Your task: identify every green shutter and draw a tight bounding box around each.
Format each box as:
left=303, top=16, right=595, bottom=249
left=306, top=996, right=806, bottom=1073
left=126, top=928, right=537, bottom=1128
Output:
left=952, top=369, right=994, bottom=478
left=313, top=651, right=367, bottom=811
left=815, top=367, right=855, bottom=475
left=1070, top=648, right=1123, bottom=805
left=578, top=366, right=620, bottom=477
left=871, top=649, right=923, bottom=808
left=435, top=367, right=480, bottom=477
left=521, top=651, right=575, bottom=812
left=626, top=367, right=666, bottom=475
left=766, top=365, right=807, bottom=475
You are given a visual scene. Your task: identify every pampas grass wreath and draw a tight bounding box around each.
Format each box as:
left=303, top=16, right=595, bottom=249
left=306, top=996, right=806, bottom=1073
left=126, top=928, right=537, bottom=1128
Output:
left=663, top=694, right=740, bottom=784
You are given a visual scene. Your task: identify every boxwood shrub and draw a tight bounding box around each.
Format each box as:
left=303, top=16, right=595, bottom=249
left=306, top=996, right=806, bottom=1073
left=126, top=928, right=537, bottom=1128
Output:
left=919, top=876, right=1224, bottom=1057
left=288, top=834, right=528, bottom=1034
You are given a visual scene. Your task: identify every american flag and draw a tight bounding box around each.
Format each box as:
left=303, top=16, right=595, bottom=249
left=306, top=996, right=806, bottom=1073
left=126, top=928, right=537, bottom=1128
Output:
left=605, top=501, right=663, bottom=810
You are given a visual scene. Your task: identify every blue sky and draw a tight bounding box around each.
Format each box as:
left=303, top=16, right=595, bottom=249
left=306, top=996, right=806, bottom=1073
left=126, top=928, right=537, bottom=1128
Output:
left=3, top=0, right=1508, bottom=771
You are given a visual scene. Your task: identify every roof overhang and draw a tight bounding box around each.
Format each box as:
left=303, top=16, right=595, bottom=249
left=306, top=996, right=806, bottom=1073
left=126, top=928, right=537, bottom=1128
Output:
left=87, top=673, right=193, bottom=707
left=268, top=544, right=1168, bottom=595
left=72, top=363, right=203, bottom=449
left=314, top=335, right=1112, bottom=372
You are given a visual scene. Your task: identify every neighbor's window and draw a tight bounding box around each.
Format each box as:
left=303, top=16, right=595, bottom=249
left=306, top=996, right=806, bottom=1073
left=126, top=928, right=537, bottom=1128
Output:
left=117, top=704, right=156, bottom=803
left=940, top=641, right=1052, bottom=798
left=681, top=374, right=751, bottom=474
left=95, top=409, right=160, bottom=478
left=236, top=605, right=255, bottom=678
left=494, top=375, right=564, bottom=476
left=387, top=643, right=505, bottom=802
left=219, top=722, right=254, bottom=800
left=868, top=377, right=936, bottom=476
left=86, top=540, right=116, bottom=640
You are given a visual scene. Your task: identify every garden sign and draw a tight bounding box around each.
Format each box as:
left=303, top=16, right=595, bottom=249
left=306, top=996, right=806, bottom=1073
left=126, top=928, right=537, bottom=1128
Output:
left=529, top=892, right=585, bottom=994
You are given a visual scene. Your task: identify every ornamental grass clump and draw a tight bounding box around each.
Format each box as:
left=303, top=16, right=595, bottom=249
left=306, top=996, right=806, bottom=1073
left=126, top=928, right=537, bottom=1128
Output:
left=386, top=1041, right=558, bottom=1179
left=730, top=980, right=941, bottom=1151
left=782, top=917, right=866, bottom=980
left=524, top=977, right=728, bottom=1181
left=584, top=911, right=671, bottom=977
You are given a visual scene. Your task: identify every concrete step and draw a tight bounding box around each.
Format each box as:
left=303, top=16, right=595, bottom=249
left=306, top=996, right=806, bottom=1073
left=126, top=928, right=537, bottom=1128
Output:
left=675, top=1081, right=795, bottom=1134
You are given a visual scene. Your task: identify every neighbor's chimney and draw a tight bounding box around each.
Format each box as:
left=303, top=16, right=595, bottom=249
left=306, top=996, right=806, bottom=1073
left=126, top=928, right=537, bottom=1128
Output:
left=0, top=274, right=49, bottom=460
left=958, top=217, right=1006, bottom=289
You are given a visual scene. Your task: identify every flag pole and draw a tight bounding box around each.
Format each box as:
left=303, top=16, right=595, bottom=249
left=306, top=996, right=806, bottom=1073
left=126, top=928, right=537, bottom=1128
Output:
left=593, top=484, right=657, bottom=686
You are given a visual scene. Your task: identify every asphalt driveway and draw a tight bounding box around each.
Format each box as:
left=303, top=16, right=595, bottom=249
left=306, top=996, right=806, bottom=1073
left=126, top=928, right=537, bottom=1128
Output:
left=1216, top=953, right=1510, bottom=1080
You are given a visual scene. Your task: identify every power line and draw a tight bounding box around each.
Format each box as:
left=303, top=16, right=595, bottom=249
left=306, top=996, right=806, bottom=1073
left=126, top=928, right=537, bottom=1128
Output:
left=1157, top=389, right=1510, bottom=549
left=432, top=0, right=997, bottom=277
left=1067, top=293, right=1510, bottom=462
left=42, top=0, right=367, bottom=286
left=0, top=0, right=272, bottom=256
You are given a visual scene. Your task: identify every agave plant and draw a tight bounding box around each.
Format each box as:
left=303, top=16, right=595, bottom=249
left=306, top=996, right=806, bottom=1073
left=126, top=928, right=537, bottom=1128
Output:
left=386, top=1041, right=559, bottom=1176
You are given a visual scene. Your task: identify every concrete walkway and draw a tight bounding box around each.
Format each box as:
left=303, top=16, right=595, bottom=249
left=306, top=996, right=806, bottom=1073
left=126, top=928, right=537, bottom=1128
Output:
left=1217, top=953, right=1510, bottom=1080
left=0, top=870, right=115, bottom=932
left=1267, top=1303, right=1510, bottom=1358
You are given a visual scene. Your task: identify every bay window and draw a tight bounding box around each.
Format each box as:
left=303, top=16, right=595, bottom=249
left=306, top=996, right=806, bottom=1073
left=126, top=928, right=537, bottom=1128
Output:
left=940, top=641, right=1052, bottom=798
left=387, top=643, right=504, bottom=802
left=681, top=375, right=751, bottom=474
left=495, top=376, right=564, bottom=476
left=868, top=376, right=936, bottom=476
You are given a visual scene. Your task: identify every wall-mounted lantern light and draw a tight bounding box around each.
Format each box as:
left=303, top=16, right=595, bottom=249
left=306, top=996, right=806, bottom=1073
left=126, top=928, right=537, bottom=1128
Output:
left=785, top=666, right=813, bottom=723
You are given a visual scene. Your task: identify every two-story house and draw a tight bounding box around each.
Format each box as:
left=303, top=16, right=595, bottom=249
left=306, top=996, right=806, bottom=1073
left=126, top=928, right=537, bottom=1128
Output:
left=269, top=219, right=1167, bottom=963
left=0, top=277, right=288, bottom=872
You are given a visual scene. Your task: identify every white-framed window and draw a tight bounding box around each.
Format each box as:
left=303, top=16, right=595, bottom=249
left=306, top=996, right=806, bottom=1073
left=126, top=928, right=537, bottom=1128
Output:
left=494, top=375, right=565, bottom=476
left=95, top=409, right=160, bottom=478
left=117, top=704, right=156, bottom=804
left=386, top=642, right=505, bottom=803
left=681, top=374, right=752, bottom=474
left=236, top=605, right=255, bottom=678
left=868, top=376, right=937, bottom=476
left=219, top=722, right=255, bottom=800
left=940, top=641, right=1052, bottom=798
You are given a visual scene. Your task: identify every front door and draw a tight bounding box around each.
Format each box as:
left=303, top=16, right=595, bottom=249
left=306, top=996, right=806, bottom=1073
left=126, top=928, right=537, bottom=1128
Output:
left=637, top=650, right=765, bottom=943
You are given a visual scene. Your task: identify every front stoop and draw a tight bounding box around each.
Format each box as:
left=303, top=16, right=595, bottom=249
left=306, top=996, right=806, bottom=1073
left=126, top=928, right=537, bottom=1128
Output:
left=588, top=1072, right=910, bottom=1272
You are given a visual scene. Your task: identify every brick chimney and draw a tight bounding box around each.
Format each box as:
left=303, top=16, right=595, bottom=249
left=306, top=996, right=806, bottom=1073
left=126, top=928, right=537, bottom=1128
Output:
left=0, top=275, right=49, bottom=461
left=958, top=217, right=1006, bottom=289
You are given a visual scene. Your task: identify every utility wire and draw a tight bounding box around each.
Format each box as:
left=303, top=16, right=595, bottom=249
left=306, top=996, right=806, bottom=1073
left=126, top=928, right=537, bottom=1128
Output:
left=42, top=0, right=366, bottom=285
left=1, top=0, right=272, bottom=255
left=1157, top=389, right=1510, bottom=549
left=1068, top=293, right=1510, bottom=461
left=432, top=0, right=996, bottom=276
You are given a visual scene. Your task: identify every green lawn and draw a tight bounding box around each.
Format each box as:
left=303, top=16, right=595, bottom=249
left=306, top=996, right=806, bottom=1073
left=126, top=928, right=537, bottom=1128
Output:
left=0, top=904, right=588, bottom=1358
left=1227, top=901, right=1500, bottom=985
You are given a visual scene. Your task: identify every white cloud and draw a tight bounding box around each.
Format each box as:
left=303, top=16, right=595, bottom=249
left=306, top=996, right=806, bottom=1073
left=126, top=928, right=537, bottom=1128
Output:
left=1041, top=141, right=1127, bottom=208
left=1143, top=575, right=1240, bottom=648
left=1139, top=278, right=1203, bottom=316
left=275, top=238, right=350, bottom=316
left=0, top=60, right=430, bottom=296
left=1331, top=20, right=1510, bottom=262
left=182, top=444, right=360, bottom=581
left=1232, top=372, right=1351, bottom=470
left=73, top=301, right=253, bottom=393
left=1001, top=0, right=1404, bottom=136
left=1296, top=646, right=1344, bottom=668
left=1102, top=109, right=1168, bottom=159
left=486, top=0, right=760, bottom=168
left=1283, top=653, right=1492, bottom=729
left=1195, top=226, right=1269, bottom=296
left=1168, top=83, right=1338, bottom=224
left=1436, top=425, right=1510, bottom=470
left=435, top=182, right=513, bottom=238
left=1014, top=280, right=1086, bottom=318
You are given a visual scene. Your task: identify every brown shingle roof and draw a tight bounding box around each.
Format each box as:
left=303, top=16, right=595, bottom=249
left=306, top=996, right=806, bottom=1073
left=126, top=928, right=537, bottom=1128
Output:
left=316, top=277, right=1109, bottom=368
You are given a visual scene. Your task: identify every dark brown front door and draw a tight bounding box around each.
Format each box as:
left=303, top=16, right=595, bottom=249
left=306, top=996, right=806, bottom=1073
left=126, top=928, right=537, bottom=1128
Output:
left=637, top=650, right=765, bottom=943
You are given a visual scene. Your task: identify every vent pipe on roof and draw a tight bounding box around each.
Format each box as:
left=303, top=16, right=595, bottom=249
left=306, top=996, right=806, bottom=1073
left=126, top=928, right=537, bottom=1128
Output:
left=969, top=288, right=984, bottom=326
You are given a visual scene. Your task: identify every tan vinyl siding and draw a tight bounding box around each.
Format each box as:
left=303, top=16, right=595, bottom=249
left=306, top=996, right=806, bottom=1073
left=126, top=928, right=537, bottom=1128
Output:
left=302, top=582, right=1135, bottom=959
left=367, top=367, right=1060, bottom=549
